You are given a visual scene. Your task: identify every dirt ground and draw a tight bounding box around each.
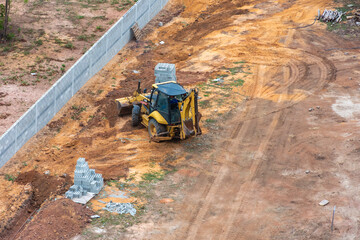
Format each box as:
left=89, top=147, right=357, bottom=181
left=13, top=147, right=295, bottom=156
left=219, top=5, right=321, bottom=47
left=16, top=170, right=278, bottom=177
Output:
left=17, top=198, right=93, bottom=239
left=1, top=0, right=360, bottom=239
left=0, top=0, right=136, bottom=135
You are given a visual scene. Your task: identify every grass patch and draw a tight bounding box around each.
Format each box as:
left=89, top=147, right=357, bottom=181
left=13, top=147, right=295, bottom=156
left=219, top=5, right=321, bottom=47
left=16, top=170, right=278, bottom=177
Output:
left=95, top=25, right=105, bottom=32
left=54, top=38, right=62, bottom=44
left=199, top=100, right=211, bottom=108
left=90, top=205, right=145, bottom=231
left=70, top=105, right=87, bottom=120
left=77, top=34, right=89, bottom=41
left=228, top=66, right=244, bottom=75
left=34, top=39, right=43, bottom=46
left=4, top=174, right=16, bottom=182
left=205, top=118, right=217, bottom=123
left=141, top=170, right=165, bottom=183
left=64, top=41, right=74, bottom=49
left=231, top=78, right=245, bottom=87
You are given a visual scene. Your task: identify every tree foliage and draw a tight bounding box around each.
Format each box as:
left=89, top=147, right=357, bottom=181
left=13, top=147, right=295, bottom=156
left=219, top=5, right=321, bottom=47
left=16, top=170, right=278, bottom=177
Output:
left=0, top=0, right=10, bottom=40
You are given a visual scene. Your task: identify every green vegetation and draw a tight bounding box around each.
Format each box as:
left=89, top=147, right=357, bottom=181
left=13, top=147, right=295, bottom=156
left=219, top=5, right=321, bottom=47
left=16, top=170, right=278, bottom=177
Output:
left=60, top=64, right=66, bottom=73
left=199, top=100, right=211, bottom=108
left=70, top=105, right=87, bottom=120
left=34, top=39, right=43, bottom=46
left=95, top=25, right=104, bottom=32
left=141, top=170, right=165, bottom=182
left=64, top=41, right=74, bottom=49
left=4, top=174, right=16, bottom=182
left=89, top=206, right=145, bottom=230
left=205, top=118, right=217, bottom=123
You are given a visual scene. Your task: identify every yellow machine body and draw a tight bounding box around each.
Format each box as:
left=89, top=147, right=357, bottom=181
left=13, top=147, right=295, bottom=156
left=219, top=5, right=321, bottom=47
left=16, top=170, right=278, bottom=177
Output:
left=115, top=81, right=201, bottom=141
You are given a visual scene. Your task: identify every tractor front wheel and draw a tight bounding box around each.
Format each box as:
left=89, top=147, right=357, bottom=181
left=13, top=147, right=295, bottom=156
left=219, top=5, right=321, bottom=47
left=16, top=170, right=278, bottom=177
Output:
left=132, top=105, right=141, bottom=126
left=148, top=118, right=166, bottom=139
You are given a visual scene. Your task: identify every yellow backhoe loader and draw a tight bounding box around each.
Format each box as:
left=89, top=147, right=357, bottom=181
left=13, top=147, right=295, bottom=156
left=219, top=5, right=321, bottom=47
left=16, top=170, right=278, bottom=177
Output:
left=115, top=79, right=202, bottom=142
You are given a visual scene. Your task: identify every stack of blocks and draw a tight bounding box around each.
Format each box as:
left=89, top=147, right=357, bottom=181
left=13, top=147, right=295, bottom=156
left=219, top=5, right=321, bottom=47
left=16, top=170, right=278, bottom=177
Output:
left=154, top=63, right=177, bottom=83
left=65, top=158, right=103, bottom=199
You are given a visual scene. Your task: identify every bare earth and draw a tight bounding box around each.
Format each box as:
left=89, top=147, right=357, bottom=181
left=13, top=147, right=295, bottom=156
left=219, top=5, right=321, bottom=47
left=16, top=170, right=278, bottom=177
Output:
left=1, top=0, right=360, bottom=239
left=0, top=0, right=134, bottom=134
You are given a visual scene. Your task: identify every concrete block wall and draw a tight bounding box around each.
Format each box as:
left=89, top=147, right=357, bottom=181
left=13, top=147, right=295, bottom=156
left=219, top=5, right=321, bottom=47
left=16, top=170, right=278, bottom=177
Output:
left=0, top=0, right=169, bottom=168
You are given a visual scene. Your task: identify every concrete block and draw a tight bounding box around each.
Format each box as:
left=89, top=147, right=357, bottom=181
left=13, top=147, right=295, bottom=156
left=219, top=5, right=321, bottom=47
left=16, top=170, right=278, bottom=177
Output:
left=66, top=158, right=104, bottom=200
left=155, top=63, right=176, bottom=83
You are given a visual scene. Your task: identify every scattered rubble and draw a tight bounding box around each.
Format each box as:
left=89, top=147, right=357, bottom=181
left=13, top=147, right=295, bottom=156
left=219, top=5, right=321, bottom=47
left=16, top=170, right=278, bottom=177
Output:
left=103, top=202, right=137, bottom=216
left=319, top=9, right=345, bottom=23
left=347, top=9, right=360, bottom=25
left=319, top=199, right=329, bottom=206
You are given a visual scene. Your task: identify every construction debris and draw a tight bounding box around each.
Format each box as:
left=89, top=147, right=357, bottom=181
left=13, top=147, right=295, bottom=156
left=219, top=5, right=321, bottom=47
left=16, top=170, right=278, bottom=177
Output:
left=65, top=158, right=104, bottom=203
left=131, top=22, right=143, bottom=41
left=160, top=198, right=174, bottom=204
left=319, top=199, right=329, bottom=206
left=103, top=202, right=137, bottom=216
left=318, top=9, right=345, bottom=23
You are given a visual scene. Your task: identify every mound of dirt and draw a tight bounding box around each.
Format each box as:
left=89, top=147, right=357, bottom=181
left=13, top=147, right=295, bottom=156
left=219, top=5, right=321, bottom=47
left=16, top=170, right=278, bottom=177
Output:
left=16, top=198, right=93, bottom=240
left=0, top=171, right=72, bottom=240
left=16, top=170, right=72, bottom=208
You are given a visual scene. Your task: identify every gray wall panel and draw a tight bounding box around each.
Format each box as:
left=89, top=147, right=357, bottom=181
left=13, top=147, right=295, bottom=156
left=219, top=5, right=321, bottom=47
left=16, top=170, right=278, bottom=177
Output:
left=15, top=106, right=37, bottom=148
left=122, top=7, right=136, bottom=35
left=36, top=87, right=56, bottom=130
left=73, top=54, right=90, bottom=92
left=150, top=0, right=162, bottom=19
left=89, top=37, right=108, bottom=75
left=55, top=73, right=73, bottom=112
left=0, top=127, right=16, bottom=167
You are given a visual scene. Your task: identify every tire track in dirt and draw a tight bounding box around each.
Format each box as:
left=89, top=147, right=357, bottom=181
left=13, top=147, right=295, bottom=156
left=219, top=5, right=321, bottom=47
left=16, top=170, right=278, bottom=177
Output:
left=185, top=63, right=284, bottom=239
left=183, top=18, right=336, bottom=238
left=219, top=63, right=291, bottom=240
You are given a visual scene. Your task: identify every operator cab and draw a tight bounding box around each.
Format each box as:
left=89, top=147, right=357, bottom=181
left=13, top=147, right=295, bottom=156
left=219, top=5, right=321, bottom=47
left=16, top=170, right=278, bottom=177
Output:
left=149, top=82, right=187, bottom=124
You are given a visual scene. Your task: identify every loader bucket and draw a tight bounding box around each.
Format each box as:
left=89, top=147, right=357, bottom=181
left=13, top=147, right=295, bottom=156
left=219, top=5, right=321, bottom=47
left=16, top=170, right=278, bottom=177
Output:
left=116, top=101, right=132, bottom=116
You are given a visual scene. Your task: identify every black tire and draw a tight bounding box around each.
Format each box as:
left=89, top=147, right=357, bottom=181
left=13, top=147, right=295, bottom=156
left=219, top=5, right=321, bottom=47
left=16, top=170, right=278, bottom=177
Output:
left=132, top=105, right=141, bottom=126
left=148, top=118, right=166, bottom=138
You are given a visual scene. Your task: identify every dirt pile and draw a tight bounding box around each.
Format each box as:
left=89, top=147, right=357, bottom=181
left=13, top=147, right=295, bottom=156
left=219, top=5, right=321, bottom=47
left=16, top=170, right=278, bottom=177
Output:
left=16, top=170, right=72, bottom=208
left=16, top=198, right=93, bottom=240
left=0, top=171, right=72, bottom=240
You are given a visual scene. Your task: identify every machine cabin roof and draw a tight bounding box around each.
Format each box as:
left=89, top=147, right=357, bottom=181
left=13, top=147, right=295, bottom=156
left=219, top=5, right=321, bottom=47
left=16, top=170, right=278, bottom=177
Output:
left=154, top=82, right=187, bottom=96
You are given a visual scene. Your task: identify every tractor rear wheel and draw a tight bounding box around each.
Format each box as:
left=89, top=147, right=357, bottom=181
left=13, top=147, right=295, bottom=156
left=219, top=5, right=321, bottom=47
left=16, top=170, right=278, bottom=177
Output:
left=132, top=105, right=141, bottom=126
left=148, top=118, right=166, bottom=138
